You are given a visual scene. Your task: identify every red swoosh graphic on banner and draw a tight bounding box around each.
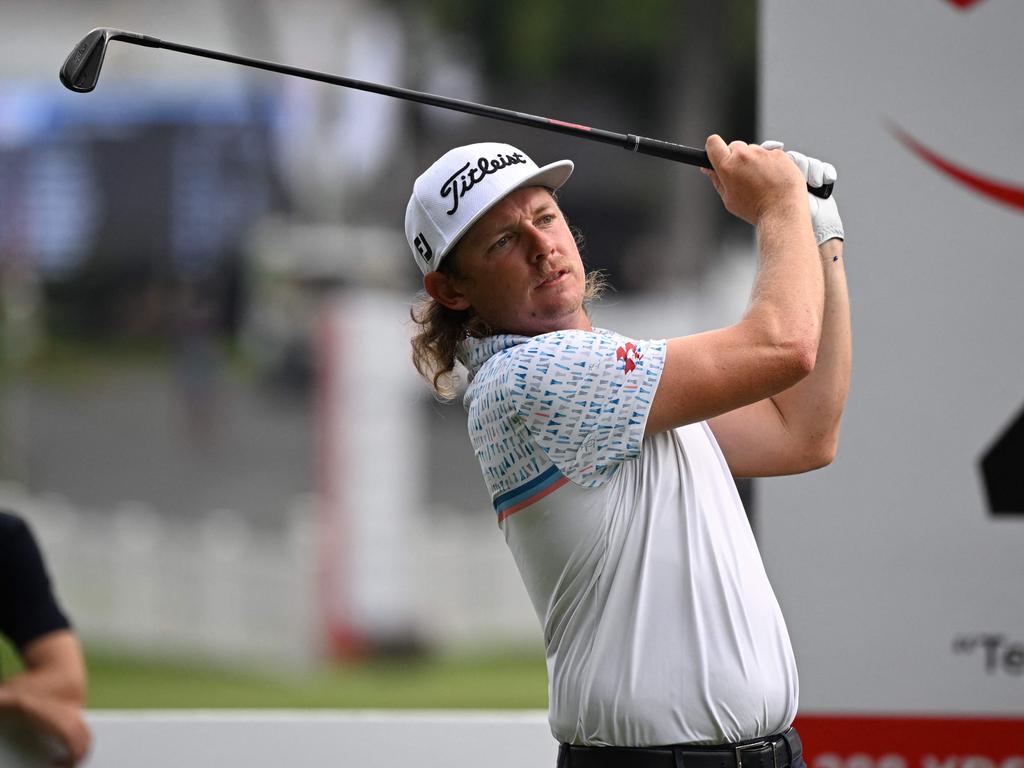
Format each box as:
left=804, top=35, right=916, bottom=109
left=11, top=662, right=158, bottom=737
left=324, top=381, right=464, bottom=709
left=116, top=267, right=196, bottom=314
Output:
left=890, top=125, right=1024, bottom=213
left=945, top=0, right=984, bottom=8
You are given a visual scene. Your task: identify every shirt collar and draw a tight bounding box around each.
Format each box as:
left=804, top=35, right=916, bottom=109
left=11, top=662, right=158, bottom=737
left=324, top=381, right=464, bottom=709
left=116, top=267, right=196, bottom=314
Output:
left=457, top=327, right=611, bottom=382
left=456, top=334, right=530, bottom=381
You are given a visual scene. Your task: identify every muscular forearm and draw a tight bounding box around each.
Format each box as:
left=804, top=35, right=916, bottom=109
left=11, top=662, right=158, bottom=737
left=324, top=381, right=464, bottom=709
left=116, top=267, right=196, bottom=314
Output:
left=744, top=199, right=825, bottom=368
left=768, top=238, right=851, bottom=460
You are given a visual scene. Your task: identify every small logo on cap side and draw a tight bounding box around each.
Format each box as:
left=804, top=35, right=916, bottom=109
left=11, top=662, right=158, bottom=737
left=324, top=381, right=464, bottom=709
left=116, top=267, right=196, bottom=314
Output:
left=440, top=152, right=528, bottom=216
left=414, top=233, right=433, bottom=262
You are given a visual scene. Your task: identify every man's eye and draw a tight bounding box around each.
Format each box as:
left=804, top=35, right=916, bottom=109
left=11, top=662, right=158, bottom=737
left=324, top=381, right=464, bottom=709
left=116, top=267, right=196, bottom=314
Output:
left=492, top=235, right=511, bottom=250
left=539, top=214, right=555, bottom=225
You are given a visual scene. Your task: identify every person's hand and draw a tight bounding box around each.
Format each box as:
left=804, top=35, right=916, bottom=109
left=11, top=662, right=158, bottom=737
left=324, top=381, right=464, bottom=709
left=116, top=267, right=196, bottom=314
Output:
left=761, top=140, right=844, bottom=245
left=702, top=134, right=808, bottom=226
left=1, top=685, right=91, bottom=766
left=21, top=691, right=90, bottom=767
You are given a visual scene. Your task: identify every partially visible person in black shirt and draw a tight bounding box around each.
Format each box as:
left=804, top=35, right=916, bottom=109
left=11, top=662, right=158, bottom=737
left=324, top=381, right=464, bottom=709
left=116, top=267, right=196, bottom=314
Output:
left=0, top=511, right=91, bottom=766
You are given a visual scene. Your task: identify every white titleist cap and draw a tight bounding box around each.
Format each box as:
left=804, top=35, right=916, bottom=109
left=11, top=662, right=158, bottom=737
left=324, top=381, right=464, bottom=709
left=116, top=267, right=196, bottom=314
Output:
left=405, top=142, right=573, bottom=274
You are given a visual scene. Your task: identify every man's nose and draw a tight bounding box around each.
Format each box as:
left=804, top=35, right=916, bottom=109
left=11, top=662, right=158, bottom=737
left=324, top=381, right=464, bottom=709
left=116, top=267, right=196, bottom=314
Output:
left=526, top=225, right=555, bottom=262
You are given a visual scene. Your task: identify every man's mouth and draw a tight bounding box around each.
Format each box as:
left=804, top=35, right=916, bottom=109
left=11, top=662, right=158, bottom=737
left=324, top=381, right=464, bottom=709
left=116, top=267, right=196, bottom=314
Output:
left=536, top=269, right=568, bottom=288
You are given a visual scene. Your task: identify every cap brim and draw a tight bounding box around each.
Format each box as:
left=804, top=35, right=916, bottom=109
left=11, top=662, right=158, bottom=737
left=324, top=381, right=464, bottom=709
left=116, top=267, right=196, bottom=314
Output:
left=436, top=159, right=574, bottom=267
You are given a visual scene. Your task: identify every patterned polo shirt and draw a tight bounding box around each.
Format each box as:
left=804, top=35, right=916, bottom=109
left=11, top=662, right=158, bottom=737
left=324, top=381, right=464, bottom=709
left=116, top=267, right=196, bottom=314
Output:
left=458, top=328, right=799, bottom=747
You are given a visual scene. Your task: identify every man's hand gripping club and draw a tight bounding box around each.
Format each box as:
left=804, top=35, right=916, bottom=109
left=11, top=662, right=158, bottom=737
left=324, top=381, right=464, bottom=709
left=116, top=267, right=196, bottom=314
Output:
left=701, top=135, right=843, bottom=246
left=701, top=135, right=810, bottom=226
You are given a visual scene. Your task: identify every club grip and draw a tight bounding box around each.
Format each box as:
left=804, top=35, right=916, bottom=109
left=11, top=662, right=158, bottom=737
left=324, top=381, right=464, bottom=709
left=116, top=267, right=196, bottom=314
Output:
left=629, top=135, right=834, bottom=199
left=630, top=135, right=709, bottom=168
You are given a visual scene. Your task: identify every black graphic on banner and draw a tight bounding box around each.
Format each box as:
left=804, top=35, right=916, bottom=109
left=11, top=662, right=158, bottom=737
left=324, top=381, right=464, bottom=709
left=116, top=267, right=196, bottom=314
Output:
left=980, top=402, right=1024, bottom=516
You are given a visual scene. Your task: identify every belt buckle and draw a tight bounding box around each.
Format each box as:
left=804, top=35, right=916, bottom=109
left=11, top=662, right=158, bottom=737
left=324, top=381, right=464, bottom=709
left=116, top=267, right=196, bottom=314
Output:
left=735, top=741, right=775, bottom=768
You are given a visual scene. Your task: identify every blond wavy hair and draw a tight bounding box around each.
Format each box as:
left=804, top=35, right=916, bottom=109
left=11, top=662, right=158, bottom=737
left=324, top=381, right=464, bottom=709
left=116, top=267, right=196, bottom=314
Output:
left=410, top=227, right=606, bottom=400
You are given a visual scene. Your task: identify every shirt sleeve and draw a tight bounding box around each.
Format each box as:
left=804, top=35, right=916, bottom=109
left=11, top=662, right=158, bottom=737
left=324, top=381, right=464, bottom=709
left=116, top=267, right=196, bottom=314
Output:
left=505, top=330, right=666, bottom=487
left=0, top=512, right=72, bottom=651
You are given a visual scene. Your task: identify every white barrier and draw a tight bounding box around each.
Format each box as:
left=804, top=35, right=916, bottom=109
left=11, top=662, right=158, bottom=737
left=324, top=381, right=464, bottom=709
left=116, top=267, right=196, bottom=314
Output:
left=2, top=711, right=558, bottom=768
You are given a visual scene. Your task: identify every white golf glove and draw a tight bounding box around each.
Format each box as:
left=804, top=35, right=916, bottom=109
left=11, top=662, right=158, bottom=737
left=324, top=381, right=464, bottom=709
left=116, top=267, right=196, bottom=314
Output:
left=761, top=140, right=843, bottom=245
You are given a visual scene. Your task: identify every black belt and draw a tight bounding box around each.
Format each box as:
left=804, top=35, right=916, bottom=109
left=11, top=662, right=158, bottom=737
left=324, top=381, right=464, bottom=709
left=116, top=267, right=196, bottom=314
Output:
left=558, top=727, right=802, bottom=768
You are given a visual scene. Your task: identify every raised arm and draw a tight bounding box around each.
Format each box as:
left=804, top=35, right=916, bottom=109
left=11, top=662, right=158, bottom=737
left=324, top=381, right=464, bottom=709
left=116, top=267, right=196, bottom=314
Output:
left=644, top=135, right=824, bottom=436
left=708, top=148, right=850, bottom=476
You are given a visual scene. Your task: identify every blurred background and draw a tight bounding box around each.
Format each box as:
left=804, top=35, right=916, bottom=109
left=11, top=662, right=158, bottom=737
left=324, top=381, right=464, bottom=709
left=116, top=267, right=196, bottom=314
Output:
left=1, top=0, right=762, bottom=706
left=4, top=2, right=1021, bottom=747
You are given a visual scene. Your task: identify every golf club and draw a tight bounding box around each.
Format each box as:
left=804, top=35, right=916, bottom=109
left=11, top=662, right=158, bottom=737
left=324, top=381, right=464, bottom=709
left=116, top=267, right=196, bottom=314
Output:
left=59, top=27, right=834, bottom=199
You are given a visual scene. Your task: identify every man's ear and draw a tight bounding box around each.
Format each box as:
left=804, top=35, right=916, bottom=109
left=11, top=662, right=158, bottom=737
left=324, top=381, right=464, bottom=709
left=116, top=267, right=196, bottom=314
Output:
left=423, top=270, right=471, bottom=311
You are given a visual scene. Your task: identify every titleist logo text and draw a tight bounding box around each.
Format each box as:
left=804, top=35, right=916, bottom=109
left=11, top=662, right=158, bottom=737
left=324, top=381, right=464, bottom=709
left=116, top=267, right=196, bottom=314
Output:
left=440, top=152, right=528, bottom=215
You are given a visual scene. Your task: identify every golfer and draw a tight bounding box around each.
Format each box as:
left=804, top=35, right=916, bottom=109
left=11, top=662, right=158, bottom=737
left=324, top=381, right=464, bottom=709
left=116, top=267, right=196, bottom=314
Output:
left=406, top=135, right=848, bottom=767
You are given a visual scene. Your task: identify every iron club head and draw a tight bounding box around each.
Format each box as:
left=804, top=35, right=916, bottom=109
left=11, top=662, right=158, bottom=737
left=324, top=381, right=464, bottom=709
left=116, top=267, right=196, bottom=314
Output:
left=60, top=28, right=113, bottom=93
left=59, top=28, right=160, bottom=93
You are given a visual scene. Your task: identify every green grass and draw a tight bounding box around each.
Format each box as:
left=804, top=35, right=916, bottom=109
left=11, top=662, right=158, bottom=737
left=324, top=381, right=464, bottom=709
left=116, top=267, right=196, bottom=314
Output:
left=83, top=648, right=548, bottom=710
left=2, top=636, right=548, bottom=709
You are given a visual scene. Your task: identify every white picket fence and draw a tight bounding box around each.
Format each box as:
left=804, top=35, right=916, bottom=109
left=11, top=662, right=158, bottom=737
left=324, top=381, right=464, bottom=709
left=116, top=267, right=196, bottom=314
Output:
left=2, top=484, right=321, bottom=667
left=0, top=481, right=541, bottom=667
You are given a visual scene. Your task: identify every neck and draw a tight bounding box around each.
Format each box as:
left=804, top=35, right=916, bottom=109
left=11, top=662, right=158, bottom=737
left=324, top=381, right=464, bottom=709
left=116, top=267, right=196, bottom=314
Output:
left=490, top=312, right=594, bottom=338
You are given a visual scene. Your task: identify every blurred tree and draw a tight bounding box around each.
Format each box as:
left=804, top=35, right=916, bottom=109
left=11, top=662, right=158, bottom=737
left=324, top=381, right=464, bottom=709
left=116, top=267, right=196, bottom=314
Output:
left=430, top=0, right=671, bottom=117
left=399, top=0, right=758, bottom=290
left=659, top=1, right=758, bottom=283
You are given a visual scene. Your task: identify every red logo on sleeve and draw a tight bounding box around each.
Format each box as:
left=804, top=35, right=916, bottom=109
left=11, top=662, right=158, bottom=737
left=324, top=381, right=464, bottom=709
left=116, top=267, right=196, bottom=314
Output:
left=616, top=342, right=643, bottom=374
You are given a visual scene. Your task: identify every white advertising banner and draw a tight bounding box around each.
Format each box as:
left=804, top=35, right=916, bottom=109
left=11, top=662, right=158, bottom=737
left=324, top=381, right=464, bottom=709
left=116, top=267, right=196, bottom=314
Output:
left=760, top=0, right=1023, bottom=761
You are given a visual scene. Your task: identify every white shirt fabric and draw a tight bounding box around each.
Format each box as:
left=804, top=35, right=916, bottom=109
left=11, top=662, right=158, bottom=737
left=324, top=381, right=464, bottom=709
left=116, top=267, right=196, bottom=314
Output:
left=458, top=328, right=799, bottom=747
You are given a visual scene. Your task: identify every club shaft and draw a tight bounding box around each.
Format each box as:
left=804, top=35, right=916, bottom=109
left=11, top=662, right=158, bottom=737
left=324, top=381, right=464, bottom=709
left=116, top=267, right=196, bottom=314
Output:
left=150, top=37, right=711, bottom=168
left=78, top=31, right=832, bottom=197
